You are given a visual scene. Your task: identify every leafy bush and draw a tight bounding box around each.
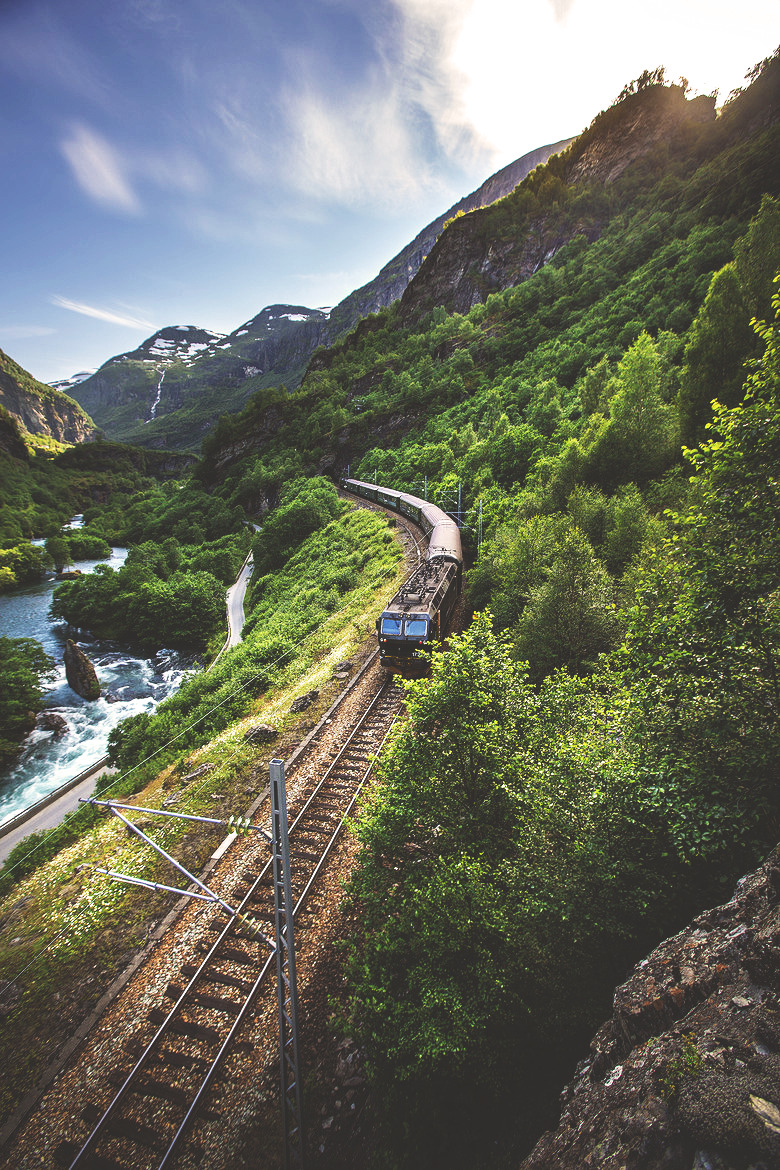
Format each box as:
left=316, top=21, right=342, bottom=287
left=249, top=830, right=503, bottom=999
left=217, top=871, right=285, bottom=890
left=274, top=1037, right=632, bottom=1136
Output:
left=0, top=637, right=55, bottom=760
left=250, top=476, right=344, bottom=574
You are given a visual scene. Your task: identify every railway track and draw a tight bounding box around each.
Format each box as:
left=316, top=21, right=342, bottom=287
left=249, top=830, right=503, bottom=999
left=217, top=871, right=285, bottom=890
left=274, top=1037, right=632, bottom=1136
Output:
left=54, top=678, right=404, bottom=1170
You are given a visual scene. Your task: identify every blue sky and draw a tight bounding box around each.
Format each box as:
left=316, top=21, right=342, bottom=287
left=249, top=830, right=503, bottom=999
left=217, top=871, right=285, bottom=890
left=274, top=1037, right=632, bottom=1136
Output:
left=1, top=0, right=778, bottom=384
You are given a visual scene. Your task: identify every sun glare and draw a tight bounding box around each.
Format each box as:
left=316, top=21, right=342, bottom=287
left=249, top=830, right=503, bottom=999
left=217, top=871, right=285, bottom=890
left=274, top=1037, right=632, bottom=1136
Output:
left=451, top=0, right=779, bottom=166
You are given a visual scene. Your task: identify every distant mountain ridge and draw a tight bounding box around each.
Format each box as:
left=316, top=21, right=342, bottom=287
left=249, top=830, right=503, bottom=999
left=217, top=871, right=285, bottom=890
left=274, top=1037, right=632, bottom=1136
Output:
left=67, top=310, right=330, bottom=450
left=325, top=139, right=573, bottom=336
left=62, top=140, right=572, bottom=450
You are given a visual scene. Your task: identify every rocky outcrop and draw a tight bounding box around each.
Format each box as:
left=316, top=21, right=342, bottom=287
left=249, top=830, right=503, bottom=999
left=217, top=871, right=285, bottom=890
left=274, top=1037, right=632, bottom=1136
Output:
left=0, top=349, right=95, bottom=446
left=398, top=85, right=720, bottom=324
left=324, top=138, right=572, bottom=337
left=520, top=846, right=780, bottom=1170
left=36, top=712, right=69, bottom=736
left=64, top=640, right=101, bottom=701
left=243, top=724, right=278, bottom=744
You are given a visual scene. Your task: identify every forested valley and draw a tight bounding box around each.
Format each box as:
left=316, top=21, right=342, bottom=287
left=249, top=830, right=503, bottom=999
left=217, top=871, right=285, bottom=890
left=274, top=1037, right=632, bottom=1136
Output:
left=0, top=55, right=779, bottom=1167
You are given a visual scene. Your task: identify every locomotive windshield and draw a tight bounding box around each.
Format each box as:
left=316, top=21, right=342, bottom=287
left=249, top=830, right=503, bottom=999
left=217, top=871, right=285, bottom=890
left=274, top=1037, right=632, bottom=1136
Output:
left=380, top=616, right=403, bottom=636
left=405, top=618, right=428, bottom=638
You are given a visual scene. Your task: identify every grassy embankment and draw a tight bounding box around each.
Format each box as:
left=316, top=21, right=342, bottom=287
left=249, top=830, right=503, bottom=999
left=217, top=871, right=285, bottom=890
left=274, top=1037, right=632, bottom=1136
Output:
left=0, top=501, right=403, bottom=1126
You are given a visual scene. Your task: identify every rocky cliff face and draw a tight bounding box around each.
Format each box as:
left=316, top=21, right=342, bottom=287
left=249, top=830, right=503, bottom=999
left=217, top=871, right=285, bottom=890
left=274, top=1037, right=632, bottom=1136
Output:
left=325, top=138, right=572, bottom=336
left=398, top=85, right=718, bottom=324
left=521, top=846, right=780, bottom=1170
left=0, top=348, right=95, bottom=447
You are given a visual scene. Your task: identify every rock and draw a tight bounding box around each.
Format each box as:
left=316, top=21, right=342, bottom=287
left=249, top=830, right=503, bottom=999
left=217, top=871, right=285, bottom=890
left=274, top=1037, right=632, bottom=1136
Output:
left=63, top=639, right=100, bottom=700
left=290, top=690, right=319, bottom=714
left=243, top=724, right=278, bottom=744
left=181, top=764, right=214, bottom=783
left=520, top=844, right=780, bottom=1170
left=36, top=711, right=69, bottom=736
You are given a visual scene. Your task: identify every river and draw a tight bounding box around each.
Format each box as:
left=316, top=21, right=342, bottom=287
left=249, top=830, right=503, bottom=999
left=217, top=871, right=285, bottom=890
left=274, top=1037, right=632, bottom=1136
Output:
left=0, top=537, right=190, bottom=827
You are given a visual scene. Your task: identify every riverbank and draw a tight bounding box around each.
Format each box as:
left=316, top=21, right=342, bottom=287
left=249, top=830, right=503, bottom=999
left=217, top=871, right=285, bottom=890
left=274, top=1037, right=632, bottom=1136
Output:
left=0, top=548, right=189, bottom=827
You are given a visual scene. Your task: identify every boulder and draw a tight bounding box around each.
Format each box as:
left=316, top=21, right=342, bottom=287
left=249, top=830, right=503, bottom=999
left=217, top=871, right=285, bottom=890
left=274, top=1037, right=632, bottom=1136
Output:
left=290, top=690, right=319, bottom=714
left=520, top=845, right=780, bottom=1170
left=243, top=724, right=278, bottom=744
left=181, top=763, right=214, bottom=783
left=36, top=711, right=69, bottom=736
left=63, top=639, right=101, bottom=700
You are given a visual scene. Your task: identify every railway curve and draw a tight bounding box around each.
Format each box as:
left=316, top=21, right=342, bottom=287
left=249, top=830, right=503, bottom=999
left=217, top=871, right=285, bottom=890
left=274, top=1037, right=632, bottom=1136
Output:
left=1, top=494, right=432, bottom=1170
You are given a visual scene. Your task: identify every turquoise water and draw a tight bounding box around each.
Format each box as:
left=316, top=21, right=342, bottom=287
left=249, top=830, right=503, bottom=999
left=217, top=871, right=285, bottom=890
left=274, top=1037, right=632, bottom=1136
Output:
left=0, top=546, right=187, bottom=826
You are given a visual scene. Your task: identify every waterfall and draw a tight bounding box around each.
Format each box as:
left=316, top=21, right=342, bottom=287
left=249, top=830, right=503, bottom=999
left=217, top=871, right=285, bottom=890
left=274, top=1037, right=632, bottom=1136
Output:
left=148, top=369, right=166, bottom=421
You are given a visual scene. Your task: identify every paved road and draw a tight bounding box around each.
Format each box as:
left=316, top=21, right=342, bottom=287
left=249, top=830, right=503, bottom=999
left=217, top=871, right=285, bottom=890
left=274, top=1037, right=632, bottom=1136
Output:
left=0, top=553, right=256, bottom=863
left=0, top=763, right=113, bottom=864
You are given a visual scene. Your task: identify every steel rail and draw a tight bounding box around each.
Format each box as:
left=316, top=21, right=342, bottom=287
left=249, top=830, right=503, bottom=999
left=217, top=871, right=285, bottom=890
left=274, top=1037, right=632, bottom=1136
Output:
left=67, top=677, right=402, bottom=1170
left=158, top=694, right=401, bottom=1169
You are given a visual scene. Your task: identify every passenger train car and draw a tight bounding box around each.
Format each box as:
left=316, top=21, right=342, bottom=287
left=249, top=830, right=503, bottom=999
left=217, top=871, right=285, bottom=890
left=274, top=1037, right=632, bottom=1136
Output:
left=340, top=477, right=462, bottom=675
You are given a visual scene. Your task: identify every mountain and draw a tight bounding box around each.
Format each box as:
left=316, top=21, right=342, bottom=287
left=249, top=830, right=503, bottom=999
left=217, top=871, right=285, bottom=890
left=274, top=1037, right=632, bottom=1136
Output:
left=64, top=141, right=572, bottom=451
left=324, top=138, right=572, bottom=337
left=0, top=347, right=95, bottom=448
left=397, top=87, right=717, bottom=324
left=49, top=369, right=97, bottom=394
left=198, top=67, right=780, bottom=491
left=66, top=311, right=330, bottom=451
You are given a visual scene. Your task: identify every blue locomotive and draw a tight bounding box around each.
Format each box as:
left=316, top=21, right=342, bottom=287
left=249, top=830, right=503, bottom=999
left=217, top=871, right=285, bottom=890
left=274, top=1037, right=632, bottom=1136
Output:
left=340, top=477, right=462, bottom=675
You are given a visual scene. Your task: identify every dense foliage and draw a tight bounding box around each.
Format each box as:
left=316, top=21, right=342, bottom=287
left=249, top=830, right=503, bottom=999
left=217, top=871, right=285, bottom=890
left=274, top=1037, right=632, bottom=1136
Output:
left=105, top=501, right=401, bottom=790
left=0, top=637, right=55, bottom=763
left=344, top=285, right=780, bottom=1165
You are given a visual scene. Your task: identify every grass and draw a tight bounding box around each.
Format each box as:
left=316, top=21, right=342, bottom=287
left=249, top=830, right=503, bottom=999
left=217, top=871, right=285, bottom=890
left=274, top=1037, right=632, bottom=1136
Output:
left=0, top=505, right=408, bottom=1127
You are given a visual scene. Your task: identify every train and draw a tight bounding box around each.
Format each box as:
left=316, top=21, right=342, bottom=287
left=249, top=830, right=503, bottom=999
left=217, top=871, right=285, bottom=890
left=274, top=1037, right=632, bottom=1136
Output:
left=340, top=477, right=463, bottom=675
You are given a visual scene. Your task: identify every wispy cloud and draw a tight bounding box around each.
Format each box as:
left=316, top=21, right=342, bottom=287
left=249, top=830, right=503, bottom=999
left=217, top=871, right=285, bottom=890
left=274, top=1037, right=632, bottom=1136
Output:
left=0, top=325, right=56, bottom=340
left=51, top=296, right=153, bottom=329
left=60, top=124, right=141, bottom=214
left=276, top=2, right=486, bottom=207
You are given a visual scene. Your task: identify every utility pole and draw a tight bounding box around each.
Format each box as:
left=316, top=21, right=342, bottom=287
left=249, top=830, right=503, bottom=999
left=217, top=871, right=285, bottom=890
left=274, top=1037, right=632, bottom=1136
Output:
left=270, top=759, right=305, bottom=1169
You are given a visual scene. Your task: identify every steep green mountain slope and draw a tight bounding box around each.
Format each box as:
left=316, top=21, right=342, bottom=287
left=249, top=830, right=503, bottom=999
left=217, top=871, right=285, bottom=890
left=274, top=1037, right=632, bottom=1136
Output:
left=173, top=59, right=780, bottom=1165
left=0, top=348, right=95, bottom=449
left=197, top=71, right=779, bottom=496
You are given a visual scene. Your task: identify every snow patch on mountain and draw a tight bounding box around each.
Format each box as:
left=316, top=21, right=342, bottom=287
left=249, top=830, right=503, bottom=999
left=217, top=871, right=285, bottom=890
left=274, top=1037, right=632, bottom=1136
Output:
left=49, top=369, right=97, bottom=392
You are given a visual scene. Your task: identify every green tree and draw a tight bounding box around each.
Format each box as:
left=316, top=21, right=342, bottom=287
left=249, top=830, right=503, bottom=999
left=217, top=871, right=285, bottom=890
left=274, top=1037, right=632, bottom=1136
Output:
left=619, top=284, right=780, bottom=862
left=251, top=477, right=343, bottom=574
left=589, top=331, right=678, bottom=486
left=45, top=535, right=71, bottom=573
left=514, top=528, right=620, bottom=679
left=733, top=193, right=780, bottom=320
left=678, top=264, right=754, bottom=443
left=0, top=637, right=55, bottom=760
left=345, top=614, right=666, bottom=1166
